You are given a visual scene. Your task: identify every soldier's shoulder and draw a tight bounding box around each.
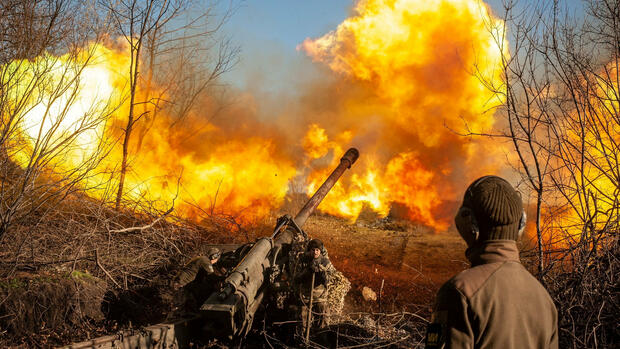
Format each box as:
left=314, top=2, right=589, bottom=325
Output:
left=319, top=256, right=330, bottom=266
left=184, top=256, right=213, bottom=274
left=187, top=255, right=210, bottom=266
left=446, top=262, right=505, bottom=298
left=503, top=262, right=556, bottom=304
left=434, top=279, right=466, bottom=312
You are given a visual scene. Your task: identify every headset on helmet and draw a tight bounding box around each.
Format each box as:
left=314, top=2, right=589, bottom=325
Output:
left=207, top=247, right=221, bottom=260
left=455, top=176, right=526, bottom=243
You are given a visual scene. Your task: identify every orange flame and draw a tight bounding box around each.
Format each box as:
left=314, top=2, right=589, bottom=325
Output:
left=299, top=0, right=506, bottom=229
left=8, top=42, right=297, bottom=222
left=536, top=63, right=620, bottom=246
left=6, top=0, right=509, bottom=230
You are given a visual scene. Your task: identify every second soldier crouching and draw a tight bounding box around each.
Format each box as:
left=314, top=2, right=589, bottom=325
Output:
left=172, top=247, right=223, bottom=313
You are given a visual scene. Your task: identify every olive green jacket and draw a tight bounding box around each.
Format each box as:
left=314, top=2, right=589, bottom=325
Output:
left=174, top=256, right=214, bottom=287
left=426, top=240, right=558, bottom=349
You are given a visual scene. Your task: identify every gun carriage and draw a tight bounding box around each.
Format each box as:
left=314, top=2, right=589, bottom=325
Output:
left=64, top=148, right=359, bottom=349
left=200, top=148, right=359, bottom=339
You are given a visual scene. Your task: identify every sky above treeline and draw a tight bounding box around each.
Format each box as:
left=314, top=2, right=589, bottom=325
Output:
left=214, top=0, right=585, bottom=91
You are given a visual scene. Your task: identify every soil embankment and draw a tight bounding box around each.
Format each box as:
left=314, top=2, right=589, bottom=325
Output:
left=303, top=214, right=466, bottom=312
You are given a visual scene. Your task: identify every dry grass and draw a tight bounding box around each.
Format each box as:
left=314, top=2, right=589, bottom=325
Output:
left=0, top=187, right=616, bottom=348
left=0, top=192, right=235, bottom=346
left=548, top=235, right=620, bottom=348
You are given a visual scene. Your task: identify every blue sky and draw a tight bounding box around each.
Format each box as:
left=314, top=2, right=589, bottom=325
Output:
left=215, top=0, right=584, bottom=90
left=213, top=0, right=354, bottom=92
left=220, top=1, right=354, bottom=51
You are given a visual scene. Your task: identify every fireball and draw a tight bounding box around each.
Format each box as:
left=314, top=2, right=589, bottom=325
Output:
left=300, top=0, right=506, bottom=230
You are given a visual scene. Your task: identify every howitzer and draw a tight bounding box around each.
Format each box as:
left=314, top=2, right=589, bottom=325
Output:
left=61, top=148, right=359, bottom=349
left=200, top=148, right=359, bottom=338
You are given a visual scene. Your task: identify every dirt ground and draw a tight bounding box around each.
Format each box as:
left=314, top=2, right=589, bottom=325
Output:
left=301, top=213, right=467, bottom=313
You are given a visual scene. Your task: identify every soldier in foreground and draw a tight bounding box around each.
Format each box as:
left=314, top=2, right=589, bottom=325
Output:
left=172, top=247, right=224, bottom=312
left=425, top=176, right=558, bottom=349
left=295, top=238, right=331, bottom=335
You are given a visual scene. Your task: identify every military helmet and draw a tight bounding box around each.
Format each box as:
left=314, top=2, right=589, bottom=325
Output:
left=307, top=239, right=324, bottom=251
left=206, top=247, right=221, bottom=260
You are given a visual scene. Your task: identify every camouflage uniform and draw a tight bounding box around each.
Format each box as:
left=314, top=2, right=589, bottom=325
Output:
left=173, top=248, right=222, bottom=312
left=174, top=256, right=215, bottom=287
left=296, top=239, right=331, bottom=333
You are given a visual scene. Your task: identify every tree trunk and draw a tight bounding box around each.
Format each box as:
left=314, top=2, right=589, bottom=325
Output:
left=536, top=190, right=544, bottom=282
left=115, top=44, right=141, bottom=210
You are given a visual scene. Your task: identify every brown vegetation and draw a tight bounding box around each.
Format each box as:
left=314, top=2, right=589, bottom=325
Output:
left=0, top=190, right=220, bottom=346
left=548, top=234, right=619, bottom=348
left=0, top=271, right=106, bottom=345
left=0, top=0, right=617, bottom=348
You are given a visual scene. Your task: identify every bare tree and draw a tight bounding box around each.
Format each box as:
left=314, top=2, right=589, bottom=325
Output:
left=0, top=0, right=69, bottom=64
left=138, top=2, right=238, bottom=138
left=473, top=1, right=619, bottom=347
left=0, top=0, right=114, bottom=238
left=101, top=0, right=174, bottom=210
left=465, top=0, right=557, bottom=278
left=101, top=0, right=237, bottom=209
left=541, top=0, right=620, bottom=256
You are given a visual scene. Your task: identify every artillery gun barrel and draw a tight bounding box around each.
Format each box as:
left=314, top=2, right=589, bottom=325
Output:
left=63, top=149, right=361, bottom=348
left=294, top=147, right=359, bottom=227
left=200, top=148, right=359, bottom=338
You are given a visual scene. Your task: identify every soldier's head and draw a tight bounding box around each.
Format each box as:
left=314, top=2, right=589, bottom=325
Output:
left=307, top=239, right=324, bottom=259
left=455, top=176, right=526, bottom=247
left=206, top=247, right=221, bottom=264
